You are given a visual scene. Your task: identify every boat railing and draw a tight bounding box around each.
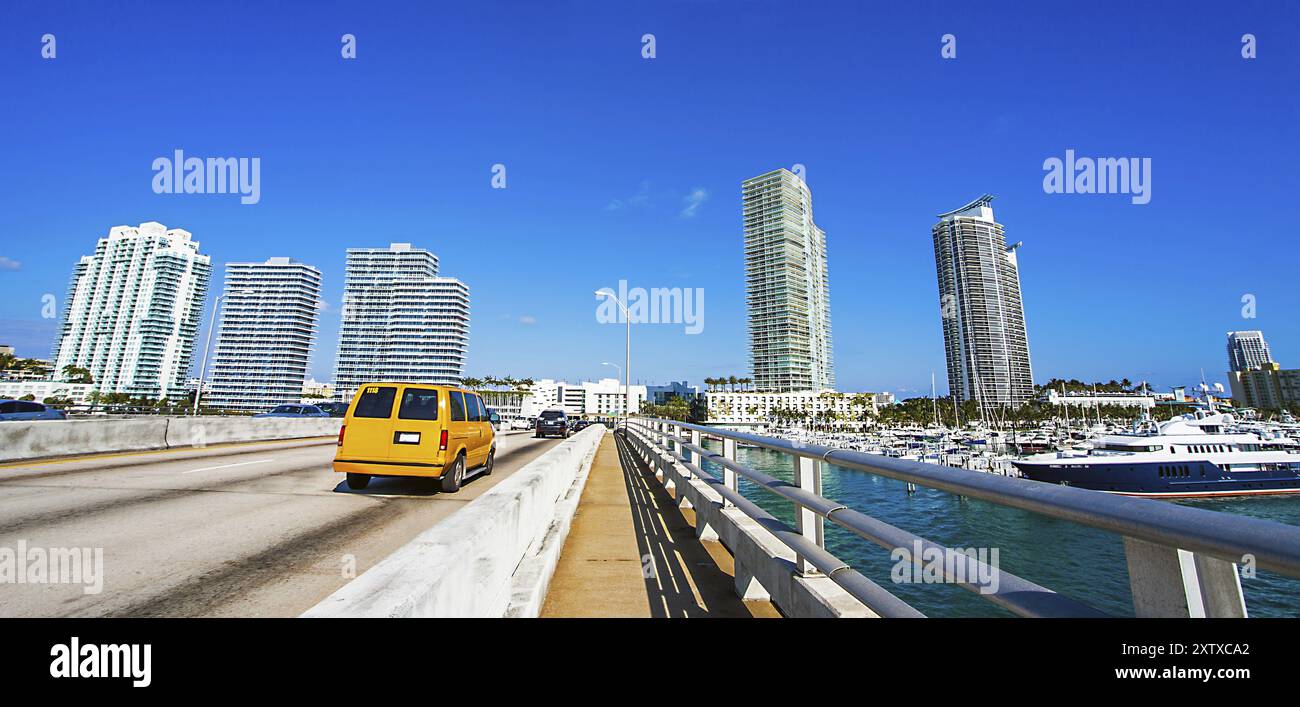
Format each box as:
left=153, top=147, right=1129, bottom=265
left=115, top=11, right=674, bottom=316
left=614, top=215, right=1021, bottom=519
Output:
left=626, top=417, right=1300, bottom=618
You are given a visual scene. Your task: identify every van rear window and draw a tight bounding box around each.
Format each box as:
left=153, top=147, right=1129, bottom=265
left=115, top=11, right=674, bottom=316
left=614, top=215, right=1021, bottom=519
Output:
left=398, top=388, right=439, bottom=420
left=353, top=386, right=397, bottom=418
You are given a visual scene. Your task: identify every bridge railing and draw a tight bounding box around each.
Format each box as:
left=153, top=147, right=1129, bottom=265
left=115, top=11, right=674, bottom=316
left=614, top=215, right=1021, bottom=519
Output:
left=625, top=417, right=1300, bottom=618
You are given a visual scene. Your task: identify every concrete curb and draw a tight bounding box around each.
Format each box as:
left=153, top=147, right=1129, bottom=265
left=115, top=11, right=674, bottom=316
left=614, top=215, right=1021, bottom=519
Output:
left=0, top=417, right=343, bottom=463
left=300, top=426, right=605, bottom=618
left=503, top=431, right=601, bottom=617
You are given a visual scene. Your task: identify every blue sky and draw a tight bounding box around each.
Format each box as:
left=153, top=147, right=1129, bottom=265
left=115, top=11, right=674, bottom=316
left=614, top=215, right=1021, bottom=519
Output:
left=1, top=0, right=1297, bottom=397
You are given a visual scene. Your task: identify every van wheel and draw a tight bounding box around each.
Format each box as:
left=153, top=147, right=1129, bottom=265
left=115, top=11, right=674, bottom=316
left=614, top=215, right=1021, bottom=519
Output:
left=483, top=448, right=495, bottom=476
left=440, top=454, right=465, bottom=493
left=347, top=473, right=371, bottom=490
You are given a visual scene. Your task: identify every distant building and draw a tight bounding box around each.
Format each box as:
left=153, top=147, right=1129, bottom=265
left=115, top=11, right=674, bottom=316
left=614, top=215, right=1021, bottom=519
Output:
left=520, top=378, right=647, bottom=418
left=743, top=168, right=834, bottom=392
left=206, top=258, right=322, bottom=413
left=703, top=390, right=877, bottom=429
left=1230, top=363, right=1300, bottom=410
left=1043, top=389, right=1154, bottom=410
left=301, top=379, right=335, bottom=402
left=0, top=345, right=13, bottom=356
left=932, top=195, right=1033, bottom=406
left=0, top=380, right=94, bottom=405
left=0, top=359, right=54, bottom=381
left=1226, top=331, right=1274, bottom=373
left=333, top=244, right=470, bottom=403
left=647, top=380, right=700, bottom=405
left=51, top=222, right=211, bottom=400
left=873, top=392, right=896, bottom=407
left=477, top=388, right=528, bottom=421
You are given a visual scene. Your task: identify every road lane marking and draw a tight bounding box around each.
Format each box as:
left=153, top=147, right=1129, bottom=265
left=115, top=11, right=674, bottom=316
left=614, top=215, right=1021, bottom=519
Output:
left=182, top=459, right=274, bottom=474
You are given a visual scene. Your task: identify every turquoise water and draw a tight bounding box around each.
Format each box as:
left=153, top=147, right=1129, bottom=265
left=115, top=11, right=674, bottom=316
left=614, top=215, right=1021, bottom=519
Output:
left=698, top=440, right=1300, bottom=618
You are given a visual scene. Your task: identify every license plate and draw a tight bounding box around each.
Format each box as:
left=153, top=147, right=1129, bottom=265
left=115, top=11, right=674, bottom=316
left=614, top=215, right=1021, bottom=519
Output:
left=396, top=432, right=420, bottom=444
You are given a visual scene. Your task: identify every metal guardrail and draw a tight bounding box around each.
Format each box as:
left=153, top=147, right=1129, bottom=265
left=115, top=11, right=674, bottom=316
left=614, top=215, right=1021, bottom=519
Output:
left=627, top=417, right=1300, bottom=618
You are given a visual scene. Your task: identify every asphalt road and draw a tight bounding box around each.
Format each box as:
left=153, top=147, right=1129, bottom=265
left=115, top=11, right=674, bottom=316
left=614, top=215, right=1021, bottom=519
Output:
left=0, top=430, right=560, bottom=617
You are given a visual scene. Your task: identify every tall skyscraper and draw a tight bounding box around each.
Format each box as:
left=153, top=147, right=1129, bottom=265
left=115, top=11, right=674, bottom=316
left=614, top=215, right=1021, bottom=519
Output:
left=1226, top=330, right=1273, bottom=372
left=932, top=196, right=1034, bottom=406
left=742, top=168, right=834, bottom=392
left=333, top=243, right=470, bottom=402
left=52, top=222, right=211, bottom=399
left=205, top=258, right=322, bottom=412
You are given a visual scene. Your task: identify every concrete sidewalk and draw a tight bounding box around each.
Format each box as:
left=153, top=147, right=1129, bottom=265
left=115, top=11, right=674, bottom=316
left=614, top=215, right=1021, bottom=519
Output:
left=540, top=431, right=779, bottom=618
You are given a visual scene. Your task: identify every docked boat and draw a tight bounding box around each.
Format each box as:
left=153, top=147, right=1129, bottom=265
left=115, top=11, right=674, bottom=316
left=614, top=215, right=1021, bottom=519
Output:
left=1011, top=408, right=1300, bottom=497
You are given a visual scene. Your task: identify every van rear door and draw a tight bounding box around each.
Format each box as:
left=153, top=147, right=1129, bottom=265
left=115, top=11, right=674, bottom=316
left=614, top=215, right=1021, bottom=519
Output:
left=344, top=385, right=398, bottom=460
left=389, top=386, right=444, bottom=467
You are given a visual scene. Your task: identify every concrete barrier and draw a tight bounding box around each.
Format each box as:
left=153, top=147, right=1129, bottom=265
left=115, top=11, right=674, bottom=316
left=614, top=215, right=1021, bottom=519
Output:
left=0, top=416, right=342, bottom=463
left=301, top=426, right=605, bottom=618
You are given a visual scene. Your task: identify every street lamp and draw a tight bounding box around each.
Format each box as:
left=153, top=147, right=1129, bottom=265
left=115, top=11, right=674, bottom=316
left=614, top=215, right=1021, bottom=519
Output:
left=193, top=289, right=252, bottom=416
left=595, top=289, right=631, bottom=430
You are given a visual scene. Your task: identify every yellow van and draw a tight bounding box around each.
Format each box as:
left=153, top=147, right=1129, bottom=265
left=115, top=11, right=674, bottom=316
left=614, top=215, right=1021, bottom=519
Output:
left=333, top=383, right=496, bottom=492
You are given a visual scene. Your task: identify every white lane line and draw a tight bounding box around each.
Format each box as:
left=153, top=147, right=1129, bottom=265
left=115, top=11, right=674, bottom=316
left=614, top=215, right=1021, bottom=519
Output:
left=182, top=459, right=274, bottom=475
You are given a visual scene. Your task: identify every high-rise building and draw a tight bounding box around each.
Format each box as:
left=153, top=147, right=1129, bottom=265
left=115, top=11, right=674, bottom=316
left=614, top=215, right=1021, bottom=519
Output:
left=932, top=195, right=1034, bottom=406
left=742, top=168, right=834, bottom=392
left=52, top=222, right=211, bottom=399
left=1226, top=330, right=1274, bottom=373
left=1229, top=362, right=1300, bottom=410
left=205, top=258, right=322, bottom=412
left=333, top=243, right=470, bottom=402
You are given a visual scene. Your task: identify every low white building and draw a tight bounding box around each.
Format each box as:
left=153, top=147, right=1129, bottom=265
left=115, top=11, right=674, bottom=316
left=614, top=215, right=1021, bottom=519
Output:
left=704, top=390, right=877, bottom=429
left=520, top=378, right=647, bottom=418
left=1043, top=389, right=1154, bottom=410
left=0, top=380, right=95, bottom=404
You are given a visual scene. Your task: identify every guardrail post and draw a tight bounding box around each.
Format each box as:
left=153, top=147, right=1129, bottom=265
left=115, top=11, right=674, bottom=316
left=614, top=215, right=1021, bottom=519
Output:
left=721, top=437, right=737, bottom=508
left=794, top=455, right=824, bottom=576
left=1123, top=537, right=1247, bottom=618
left=688, top=429, right=700, bottom=479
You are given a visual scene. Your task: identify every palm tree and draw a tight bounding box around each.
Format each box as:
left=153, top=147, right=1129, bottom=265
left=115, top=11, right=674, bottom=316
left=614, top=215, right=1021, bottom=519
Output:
left=728, top=375, right=738, bottom=392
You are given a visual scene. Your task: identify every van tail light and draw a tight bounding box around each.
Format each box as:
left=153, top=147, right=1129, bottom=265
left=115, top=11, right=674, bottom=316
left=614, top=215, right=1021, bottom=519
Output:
left=338, top=424, right=346, bottom=446
left=439, top=429, right=449, bottom=451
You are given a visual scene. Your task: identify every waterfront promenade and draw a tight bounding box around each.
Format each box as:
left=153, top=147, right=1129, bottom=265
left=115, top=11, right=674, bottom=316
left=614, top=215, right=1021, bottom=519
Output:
left=541, top=433, right=777, bottom=617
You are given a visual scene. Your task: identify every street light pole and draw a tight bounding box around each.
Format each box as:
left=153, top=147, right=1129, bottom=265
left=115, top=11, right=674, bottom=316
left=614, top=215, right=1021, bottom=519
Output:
left=595, top=289, right=632, bottom=430
left=192, top=293, right=224, bottom=416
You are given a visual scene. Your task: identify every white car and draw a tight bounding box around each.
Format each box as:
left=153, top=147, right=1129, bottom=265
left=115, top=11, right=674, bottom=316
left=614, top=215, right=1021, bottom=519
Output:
left=509, top=417, right=531, bottom=430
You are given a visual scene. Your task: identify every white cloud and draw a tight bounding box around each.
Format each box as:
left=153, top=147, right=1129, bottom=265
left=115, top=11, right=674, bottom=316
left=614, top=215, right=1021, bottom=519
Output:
left=518, top=315, right=536, bottom=325
left=680, top=188, right=709, bottom=218
left=605, top=181, right=652, bottom=211
left=0, top=257, right=21, bottom=271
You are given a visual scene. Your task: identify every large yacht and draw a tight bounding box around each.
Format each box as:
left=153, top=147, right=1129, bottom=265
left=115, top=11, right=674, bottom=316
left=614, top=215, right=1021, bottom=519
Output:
left=1011, top=408, right=1300, bottom=497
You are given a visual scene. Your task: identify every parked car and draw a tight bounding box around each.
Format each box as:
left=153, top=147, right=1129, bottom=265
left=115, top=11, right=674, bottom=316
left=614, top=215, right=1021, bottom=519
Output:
left=333, top=383, right=496, bottom=492
left=315, top=401, right=348, bottom=417
left=254, top=404, right=330, bottom=418
left=535, top=409, right=569, bottom=438
left=0, top=400, right=68, bottom=421
left=509, top=417, right=532, bottom=430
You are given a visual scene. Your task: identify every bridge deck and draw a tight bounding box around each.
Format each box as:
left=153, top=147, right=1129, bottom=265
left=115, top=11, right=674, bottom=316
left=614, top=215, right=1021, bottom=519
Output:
left=541, top=432, right=779, bottom=618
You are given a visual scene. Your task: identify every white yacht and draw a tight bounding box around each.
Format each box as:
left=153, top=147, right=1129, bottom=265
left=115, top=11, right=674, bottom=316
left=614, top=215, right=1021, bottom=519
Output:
left=1012, top=408, right=1300, bottom=497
